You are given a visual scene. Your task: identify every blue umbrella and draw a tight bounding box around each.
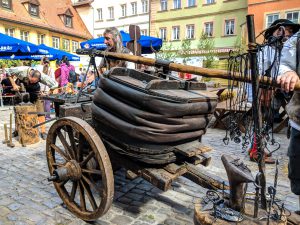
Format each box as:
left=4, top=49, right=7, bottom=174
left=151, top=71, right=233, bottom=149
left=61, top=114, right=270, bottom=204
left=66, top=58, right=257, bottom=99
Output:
left=1, top=44, right=80, bottom=61
left=80, top=31, right=163, bottom=54
left=0, top=33, right=47, bottom=55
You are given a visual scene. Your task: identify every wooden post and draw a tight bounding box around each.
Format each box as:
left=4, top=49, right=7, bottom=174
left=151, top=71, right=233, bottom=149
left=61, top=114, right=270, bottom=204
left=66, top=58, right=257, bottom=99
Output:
left=8, top=113, right=15, bottom=148
left=3, top=123, right=8, bottom=144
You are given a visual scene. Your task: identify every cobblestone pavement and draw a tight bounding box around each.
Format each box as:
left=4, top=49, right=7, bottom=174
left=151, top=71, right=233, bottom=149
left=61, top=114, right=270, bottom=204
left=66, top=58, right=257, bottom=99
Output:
left=0, top=107, right=296, bottom=224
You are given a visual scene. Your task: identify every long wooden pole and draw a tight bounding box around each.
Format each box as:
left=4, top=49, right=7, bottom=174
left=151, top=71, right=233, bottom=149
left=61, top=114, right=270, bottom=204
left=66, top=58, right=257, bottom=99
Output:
left=76, top=48, right=300, bottom=91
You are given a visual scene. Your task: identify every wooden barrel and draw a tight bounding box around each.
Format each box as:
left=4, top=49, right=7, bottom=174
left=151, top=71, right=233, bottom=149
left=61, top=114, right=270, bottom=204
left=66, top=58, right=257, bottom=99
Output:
left=15, top=104, right=40, bottom=146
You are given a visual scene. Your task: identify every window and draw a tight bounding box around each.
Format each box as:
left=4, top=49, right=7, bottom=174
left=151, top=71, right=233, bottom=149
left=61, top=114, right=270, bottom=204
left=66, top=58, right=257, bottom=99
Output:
left=141, top=29, right=147, bottom=35
left=266, top=13, right=279, bottom=28
left=204, top=22, right=213, bottom=37
left=159, top=28, right=167, bottom=41
left=187, top=0, right=196, bottom=7
left=29, top=4, right=39, bottom=16
left=205, top=0, right=215, bottom=4
left=286, top=11, right=299, bottom=24
left=52, top=37, right=60, bottom=49
left=63, top=39, right=70, bottom=51
left=121, top=4, right=126, bottom=17
left=173, top=0, right=181, bottom=9
left=72, top=41, right=79, bottom=53
left=186, top=25, right=195, bottom=39
left=1, top=0, right=11, bottom=9
left=97, top=8, right=102, bottom=20
left=160, top=0, right=167, bottom=11
left=224, top=19, right=235, bottom=36
left=5, top=28, right=14, bottom=37
left=20, top=31, right=29, bottom=42
left=142, top=0, right=148, bottom=13
left=172, top=26, right=180, bottom=40
left=108, top=7, right=114, bottom=19
left=131, top=2, right=137, bottom=15
left=38, top=34, right=45, bottom=45
left=65, top=15, right=72, bottom=27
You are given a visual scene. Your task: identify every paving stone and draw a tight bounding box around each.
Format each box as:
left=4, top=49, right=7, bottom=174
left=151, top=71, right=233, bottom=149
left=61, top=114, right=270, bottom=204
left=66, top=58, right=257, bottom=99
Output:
left=110, top=215, right=133, bottom=225
left=7, top=203, right=22, bottom=211
left=0, top=206, right=11, bottom=217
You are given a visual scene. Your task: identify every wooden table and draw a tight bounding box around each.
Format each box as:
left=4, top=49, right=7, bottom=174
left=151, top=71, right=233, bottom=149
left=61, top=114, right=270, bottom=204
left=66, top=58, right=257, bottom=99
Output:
left=212, top=97, right=252, bottom=132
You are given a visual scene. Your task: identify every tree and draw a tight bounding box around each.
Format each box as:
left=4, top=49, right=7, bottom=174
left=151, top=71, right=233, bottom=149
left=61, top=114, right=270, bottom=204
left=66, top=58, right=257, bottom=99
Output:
left=197, top=33, right=215, bottom=68
left=156, top=41, right=178, bottom=61
left=179, top=39, right=192, bottom=64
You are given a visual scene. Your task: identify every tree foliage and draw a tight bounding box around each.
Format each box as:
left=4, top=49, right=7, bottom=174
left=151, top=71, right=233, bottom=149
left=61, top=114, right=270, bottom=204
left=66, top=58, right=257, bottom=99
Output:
left=156, top=41, right=178, bottom=61
left=197, top=33, right=215, bottom=68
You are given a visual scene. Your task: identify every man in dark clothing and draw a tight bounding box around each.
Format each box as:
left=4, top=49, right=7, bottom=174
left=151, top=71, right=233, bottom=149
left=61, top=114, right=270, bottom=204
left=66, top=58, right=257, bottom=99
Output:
left=8, top=66, right=58, bottom=139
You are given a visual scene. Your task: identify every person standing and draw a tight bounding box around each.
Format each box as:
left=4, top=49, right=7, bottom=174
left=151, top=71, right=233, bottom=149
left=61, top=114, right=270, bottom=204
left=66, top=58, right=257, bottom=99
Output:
left=37, top=57, right=54, bottom=120
left=277, top=29, right=300, bottom=214
left=8, top=66, right=58, bottom=140
left=99, top=27, right=135, bottom=73
left=249, top=19, right=299, bottom=163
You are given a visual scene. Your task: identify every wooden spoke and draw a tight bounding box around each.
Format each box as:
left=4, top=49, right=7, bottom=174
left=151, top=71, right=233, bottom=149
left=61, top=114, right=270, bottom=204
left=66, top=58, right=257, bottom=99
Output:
left=77, top=133, right=84, bottom=162
left=70, top=181, right=78, bottom=202
left=79, top=182, right=87, bottom=211
left=50, top=144, right=70, bottom=161
left=59, top=179, right=69, bottom=187
left=57, top=129, right=74, bottom=160
left=82, top=168, right=102, bottom=175
left=66, top=126, right=77, bottom=160
left=80, top=151, right=95, bottom=167
left=82, top=174, right=101, bottom=194
left=80, top=179, right=97, bottom=211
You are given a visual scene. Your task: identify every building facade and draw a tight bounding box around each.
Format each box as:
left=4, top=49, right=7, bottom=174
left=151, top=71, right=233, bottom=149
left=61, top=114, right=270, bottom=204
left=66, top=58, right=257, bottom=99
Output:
left=73, top=0, right=150, bottom=38
left=248, top=0, right=300, bottom=43
left=0, top=0, right=92, bottom=54
left=150, top=0, right=248, bottom=57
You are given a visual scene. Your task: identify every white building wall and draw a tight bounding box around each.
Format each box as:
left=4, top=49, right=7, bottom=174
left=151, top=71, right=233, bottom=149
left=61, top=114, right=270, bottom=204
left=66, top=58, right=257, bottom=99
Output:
left=92, top=0, right=150, bottom=37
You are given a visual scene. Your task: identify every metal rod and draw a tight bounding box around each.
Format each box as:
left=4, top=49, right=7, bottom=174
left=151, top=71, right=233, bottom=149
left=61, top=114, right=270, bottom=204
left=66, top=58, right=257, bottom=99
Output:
left=76, top=55, right=95, bottom=103
left=32, top=117, right=57, bottom=128
left=246, top=14, right=267, bottom=209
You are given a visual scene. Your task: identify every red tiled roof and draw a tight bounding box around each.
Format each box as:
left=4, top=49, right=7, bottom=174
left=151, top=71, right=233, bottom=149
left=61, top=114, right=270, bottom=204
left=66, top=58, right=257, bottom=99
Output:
left=0, top=0, right=92, bottom=40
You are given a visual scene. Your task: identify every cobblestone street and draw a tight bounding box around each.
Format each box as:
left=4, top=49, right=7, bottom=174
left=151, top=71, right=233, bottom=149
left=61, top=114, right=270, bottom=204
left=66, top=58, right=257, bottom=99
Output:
left=0, top=106, right=296, bottom=225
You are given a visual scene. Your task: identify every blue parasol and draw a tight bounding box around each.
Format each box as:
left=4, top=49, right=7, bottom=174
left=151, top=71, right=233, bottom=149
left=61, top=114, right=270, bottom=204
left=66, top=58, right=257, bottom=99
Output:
left=0, top=33, right=47, bottom=55
left=1, top=44, right=80, bottom=61
left=80, top=31, right=163, bottom=54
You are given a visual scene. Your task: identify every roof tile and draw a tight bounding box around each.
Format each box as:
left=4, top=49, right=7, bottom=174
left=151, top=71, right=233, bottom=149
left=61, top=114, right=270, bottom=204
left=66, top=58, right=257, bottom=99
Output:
left=0, top=0, right=92, bottom=40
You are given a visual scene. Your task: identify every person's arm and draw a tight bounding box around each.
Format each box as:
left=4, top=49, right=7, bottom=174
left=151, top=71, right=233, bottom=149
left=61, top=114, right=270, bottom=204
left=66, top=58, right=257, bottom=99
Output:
left=277, top=33, right=299, bottom=92
left=39, top=72, right=58, bottom=90
left=7, top=66, right=30, bottom=91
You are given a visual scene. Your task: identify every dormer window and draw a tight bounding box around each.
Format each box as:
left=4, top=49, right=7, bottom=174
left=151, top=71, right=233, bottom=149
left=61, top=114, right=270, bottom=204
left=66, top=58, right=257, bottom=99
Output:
left=65, top=15, right=72, bottom=27
left=21, top=0, right=40, bottom=17
left=29, top=3, right=39, bottom=16
left=57, top=8, right=74, bottom=28
left=1, top=0, right=12, bottom=9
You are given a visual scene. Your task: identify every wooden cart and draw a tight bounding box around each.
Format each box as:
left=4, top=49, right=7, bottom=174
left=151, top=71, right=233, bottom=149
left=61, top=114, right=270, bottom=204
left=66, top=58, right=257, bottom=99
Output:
left=46, top=68, right=229, bottom=221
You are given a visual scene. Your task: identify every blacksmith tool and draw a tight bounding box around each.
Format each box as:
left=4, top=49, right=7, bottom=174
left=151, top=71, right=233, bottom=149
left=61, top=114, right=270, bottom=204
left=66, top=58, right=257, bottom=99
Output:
left=254, top=172, right=262, bottom=218
left=8, top=113, right=15, bottom=148
left=32, top=117, right=57, bottom=128
left=2, top=123, right=8, bottom=144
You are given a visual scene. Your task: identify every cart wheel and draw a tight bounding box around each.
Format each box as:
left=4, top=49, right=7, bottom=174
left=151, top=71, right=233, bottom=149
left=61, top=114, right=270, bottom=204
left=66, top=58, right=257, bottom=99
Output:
left=46, top=117, right=114, bottom=221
